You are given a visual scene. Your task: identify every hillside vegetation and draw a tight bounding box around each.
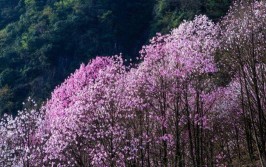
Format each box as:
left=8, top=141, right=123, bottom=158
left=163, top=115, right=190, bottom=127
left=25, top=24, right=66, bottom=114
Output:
left=1, top=1, right=266, bottom=166
left=0, top=0, right=230, bottom=115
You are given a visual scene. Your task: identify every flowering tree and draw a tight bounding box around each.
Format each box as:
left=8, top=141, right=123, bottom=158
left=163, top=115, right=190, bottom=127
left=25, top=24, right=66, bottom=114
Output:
left=126, top=15, right=232, bottom=166
left=0, top=98, right=45, bottom=166
left=41, top=56, right=140, bottom=166
left=221, top=1, right=266, bottom=165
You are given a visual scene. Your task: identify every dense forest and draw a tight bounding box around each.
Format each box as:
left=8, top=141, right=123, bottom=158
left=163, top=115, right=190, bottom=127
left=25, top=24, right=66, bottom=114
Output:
left=0, top=0, right=231, bottom=115
left=3, top=0, right=266, bottom=167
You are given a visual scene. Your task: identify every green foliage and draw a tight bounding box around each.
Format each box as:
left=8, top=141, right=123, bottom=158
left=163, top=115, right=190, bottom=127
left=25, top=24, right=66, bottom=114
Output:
left=150, top=0, right=231, bottom=35
left=0, top=0, right=21, bottom=29
left=0, top=85, right=14, bottom=115
left=206, top=0, right=231, bottom=21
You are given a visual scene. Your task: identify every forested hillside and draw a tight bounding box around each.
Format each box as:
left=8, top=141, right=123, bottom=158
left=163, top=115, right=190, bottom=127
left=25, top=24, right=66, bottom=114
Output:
left=2, top=0, right=266, bottom=166
left=0, top=0, right=230, bottom=115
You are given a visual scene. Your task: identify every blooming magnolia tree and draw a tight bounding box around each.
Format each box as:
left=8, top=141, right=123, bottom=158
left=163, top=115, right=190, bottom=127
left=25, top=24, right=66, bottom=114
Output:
left=127, top=15, right=223, bottom=167
left=0, top=98, right=45, bottom=167
left=0, top=1, right=266, bottom=166
left=221, top=1, right=266, bottom=166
